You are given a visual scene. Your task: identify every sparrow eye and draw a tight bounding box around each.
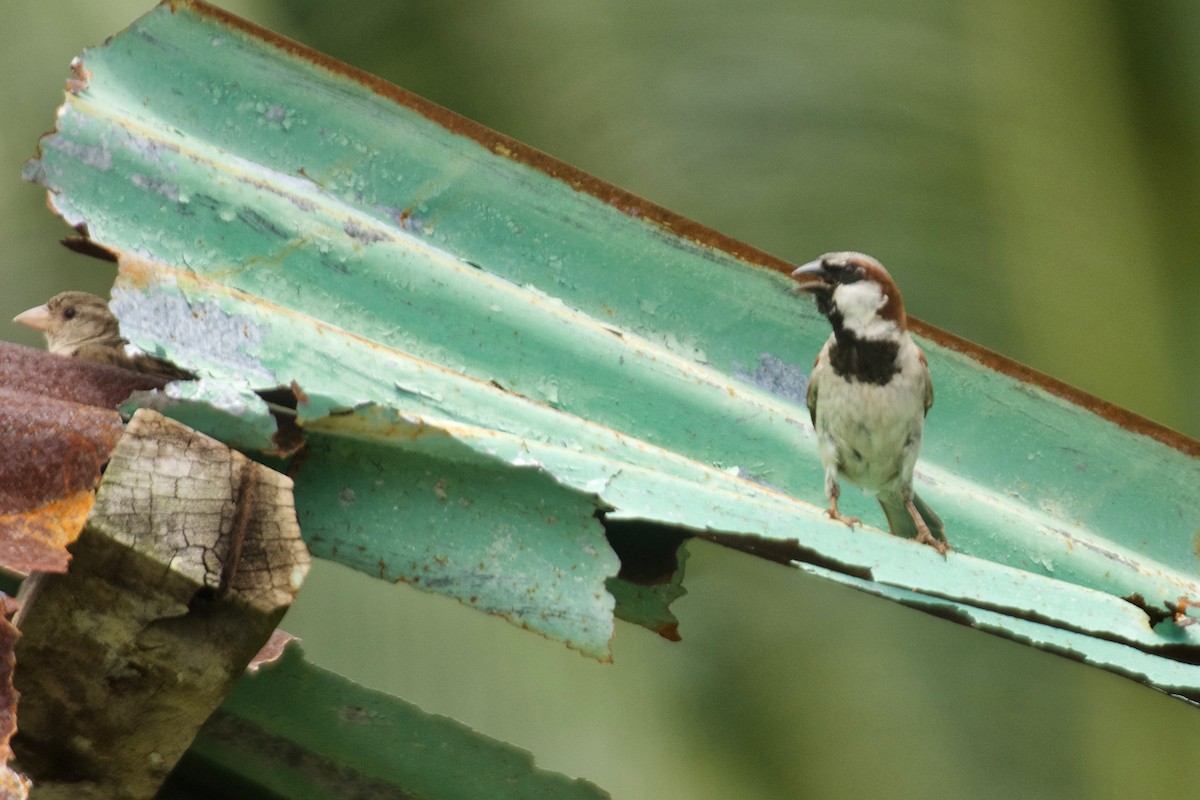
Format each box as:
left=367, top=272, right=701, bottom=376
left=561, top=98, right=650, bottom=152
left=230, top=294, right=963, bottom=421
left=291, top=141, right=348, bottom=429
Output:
left=63, top=306, right=76, bottom=320
left=822, top=262, right=864, bottom=284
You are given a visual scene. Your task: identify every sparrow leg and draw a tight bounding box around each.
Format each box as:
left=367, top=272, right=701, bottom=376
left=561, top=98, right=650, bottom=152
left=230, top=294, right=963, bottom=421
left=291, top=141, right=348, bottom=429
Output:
left=824, top=476, right=860, bottom=529
left=906, top=498, right=949, bottom=556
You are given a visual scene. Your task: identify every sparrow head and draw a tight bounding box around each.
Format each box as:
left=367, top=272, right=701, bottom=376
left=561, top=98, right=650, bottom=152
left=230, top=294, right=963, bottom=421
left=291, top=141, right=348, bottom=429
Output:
left=13, top=291, right=124, bottom=356
left=790, top=251, right=907, bottom=338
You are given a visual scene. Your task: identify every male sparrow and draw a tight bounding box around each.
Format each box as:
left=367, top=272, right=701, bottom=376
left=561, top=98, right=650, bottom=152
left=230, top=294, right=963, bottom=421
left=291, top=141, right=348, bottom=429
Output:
left=791, top=252, right=949, bottom=555
left=13, top=291, right=194, bottom=381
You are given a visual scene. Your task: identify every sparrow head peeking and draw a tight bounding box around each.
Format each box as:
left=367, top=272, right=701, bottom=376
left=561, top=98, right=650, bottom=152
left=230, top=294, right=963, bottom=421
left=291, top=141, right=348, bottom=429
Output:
left=13, top=291, right=124, bottom=357
left=790, top=251, right=907, bottom=338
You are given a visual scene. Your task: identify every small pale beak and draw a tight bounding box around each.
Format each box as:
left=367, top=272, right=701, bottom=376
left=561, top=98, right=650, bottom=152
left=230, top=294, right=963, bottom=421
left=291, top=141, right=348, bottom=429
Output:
left=790, top=260, right=830, bottom=291
left=13, top=304, right=52, bottom=332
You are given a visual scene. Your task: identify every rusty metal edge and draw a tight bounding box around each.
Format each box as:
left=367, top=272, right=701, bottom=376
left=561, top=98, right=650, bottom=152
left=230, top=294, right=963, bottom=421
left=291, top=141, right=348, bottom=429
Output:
left=164, top=0, right=1199, bottom=460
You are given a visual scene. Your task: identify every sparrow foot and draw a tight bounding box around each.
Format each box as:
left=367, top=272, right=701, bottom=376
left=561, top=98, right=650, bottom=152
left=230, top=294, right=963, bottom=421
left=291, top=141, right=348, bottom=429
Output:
left=914, top=528, right=951, bottom=557
left=907, top=498, right=951, bottom=557
left=824, top=507, right=861, bottom=529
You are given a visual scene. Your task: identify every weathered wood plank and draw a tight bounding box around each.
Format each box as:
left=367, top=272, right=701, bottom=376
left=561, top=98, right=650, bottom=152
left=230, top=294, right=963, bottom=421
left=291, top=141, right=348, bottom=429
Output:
left=12, top=410, right=309, bottom=799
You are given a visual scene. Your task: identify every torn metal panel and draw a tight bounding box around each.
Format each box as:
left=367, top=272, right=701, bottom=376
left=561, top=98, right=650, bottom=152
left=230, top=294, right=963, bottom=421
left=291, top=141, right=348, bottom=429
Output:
left=20, top=0, right=1200, bottom=695
left=605, top=523, right=690, bottom=641
left=35, top=0, right=1197, bottom=577
left=299, top=401, right=1197, bottom=658
left=122, top=379, right=280, bottom=454
left=295, top=428, right=619, bottom=659
left=0, top=387, right=119, bottom=572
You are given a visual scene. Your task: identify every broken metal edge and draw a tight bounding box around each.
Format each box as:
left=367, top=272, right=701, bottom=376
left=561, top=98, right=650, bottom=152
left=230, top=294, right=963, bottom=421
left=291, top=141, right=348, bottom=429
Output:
left=166, top=0, right=1200, bottom=460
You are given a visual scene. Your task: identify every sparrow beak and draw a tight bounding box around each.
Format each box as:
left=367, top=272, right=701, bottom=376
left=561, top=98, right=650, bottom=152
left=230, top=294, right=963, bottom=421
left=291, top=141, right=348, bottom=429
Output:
left=13, top=304, right=52, bottom=332
left=790, top=260, right=831, bottom=292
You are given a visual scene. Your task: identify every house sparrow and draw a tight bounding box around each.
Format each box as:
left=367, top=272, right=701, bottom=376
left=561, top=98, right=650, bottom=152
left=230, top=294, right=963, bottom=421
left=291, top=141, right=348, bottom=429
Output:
left=13, top=291, right=194, bottom=381
left=791, top=252, right=949, bottom=555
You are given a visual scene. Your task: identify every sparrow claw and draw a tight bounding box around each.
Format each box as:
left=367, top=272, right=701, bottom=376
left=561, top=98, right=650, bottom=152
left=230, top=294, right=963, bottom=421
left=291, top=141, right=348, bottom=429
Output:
left=824, top=507, right=860, bottom=529
left=914, top=528, right=951, bottom=558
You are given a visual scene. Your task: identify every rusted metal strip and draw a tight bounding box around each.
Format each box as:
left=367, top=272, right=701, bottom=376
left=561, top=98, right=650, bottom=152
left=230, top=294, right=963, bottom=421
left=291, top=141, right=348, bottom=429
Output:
left=0, top=342, right=167, bottom=573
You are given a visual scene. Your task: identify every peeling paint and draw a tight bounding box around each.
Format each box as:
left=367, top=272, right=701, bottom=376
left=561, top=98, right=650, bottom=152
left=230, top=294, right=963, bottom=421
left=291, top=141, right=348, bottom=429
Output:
left=343, top=219, right=387, bottom=245
left=733, top=352, right=810, bottom=405
left=44, top=132, right=112, bottom=171
left=131, top=173, right=181, bottom=202
left=111, top=283, right=276, bottom=383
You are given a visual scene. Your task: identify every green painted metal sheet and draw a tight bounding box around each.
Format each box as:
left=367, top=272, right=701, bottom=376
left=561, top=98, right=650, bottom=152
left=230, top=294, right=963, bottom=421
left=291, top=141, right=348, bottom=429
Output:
left=296, top=426, right=619, bottom=657
left=22, top=0, right=1200, bottom=696
left=178, top=645, right=610, bottom=799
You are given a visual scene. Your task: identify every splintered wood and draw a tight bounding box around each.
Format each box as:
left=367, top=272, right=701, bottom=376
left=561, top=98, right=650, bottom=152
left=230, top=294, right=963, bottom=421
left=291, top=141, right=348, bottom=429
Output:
left=11, top=409, right=310, bottom=799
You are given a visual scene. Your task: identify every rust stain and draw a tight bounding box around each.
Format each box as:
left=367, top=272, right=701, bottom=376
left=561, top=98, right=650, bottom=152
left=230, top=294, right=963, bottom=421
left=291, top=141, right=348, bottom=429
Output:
left=112, top=256, right=157, bottom=291
left=0, top=492, right=96, bottom=574
left=289, top=381, right=309, bottom=405
left=655, top=621, right=682, bottom=642
left=0, top=343, right=136, bottom=574
left=1170, top=596, right=1200, bottom=627
left=66, top=56, right=91, bottom=95
left=172, top=0, right=1200, bottom=460
left=0, top=393, right=124, bottom=515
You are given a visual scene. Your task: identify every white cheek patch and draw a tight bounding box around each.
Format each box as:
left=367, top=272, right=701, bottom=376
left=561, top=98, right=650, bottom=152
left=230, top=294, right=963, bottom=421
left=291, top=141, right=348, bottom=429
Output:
left=834, top=281, right=885, bottom=317
left=833, top=281, right=897, bottom=338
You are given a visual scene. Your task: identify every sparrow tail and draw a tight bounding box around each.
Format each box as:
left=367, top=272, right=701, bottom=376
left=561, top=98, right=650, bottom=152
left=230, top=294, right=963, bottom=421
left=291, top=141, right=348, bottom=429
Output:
left=878, top=492, right=946, bottom=544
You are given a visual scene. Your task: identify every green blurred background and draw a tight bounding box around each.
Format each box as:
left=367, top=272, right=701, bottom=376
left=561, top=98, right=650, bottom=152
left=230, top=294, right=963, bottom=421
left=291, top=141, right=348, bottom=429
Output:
left=5, top=2, right=1200, bottom=798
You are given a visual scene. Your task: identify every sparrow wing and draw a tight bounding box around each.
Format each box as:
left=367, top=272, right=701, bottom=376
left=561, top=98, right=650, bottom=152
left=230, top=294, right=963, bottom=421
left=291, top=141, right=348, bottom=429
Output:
left=129, top=351, right=196, bottom=381
left=74, top=341, right=195, bottom=381
left=919, top=348, right=933, bottom=416
left=806, top=354, right=820, bottom=426
left=73, top=342, right=138, bottom=370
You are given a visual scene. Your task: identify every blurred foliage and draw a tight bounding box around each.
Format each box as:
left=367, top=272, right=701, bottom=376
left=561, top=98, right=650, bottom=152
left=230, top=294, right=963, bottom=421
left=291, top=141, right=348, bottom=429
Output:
left=5, top=2, right=1200, bottom=799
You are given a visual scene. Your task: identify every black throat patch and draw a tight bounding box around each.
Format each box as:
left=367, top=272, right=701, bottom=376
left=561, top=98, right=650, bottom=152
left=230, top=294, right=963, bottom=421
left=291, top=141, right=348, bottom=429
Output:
left=808, top=286, right=901, bottom=385
left=828, top=324, right=900, bottom=386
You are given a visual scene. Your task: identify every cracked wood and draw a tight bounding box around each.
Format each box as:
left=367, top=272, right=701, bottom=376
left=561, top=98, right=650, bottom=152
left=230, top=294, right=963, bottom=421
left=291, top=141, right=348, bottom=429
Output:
left=11, top=409, right=309, bottom=799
